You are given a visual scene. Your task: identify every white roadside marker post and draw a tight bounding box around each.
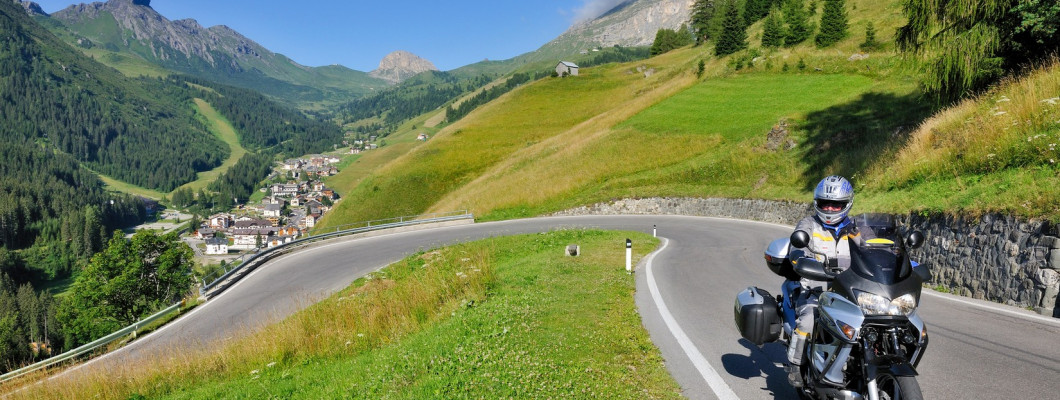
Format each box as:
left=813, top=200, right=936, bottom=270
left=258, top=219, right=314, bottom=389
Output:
left=626, top=238, right=632, bottom=274
left=653, top=224, right=657, bottom=237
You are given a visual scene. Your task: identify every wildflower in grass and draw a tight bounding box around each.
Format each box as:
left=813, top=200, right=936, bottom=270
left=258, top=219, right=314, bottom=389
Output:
left=250, top=369, right=260, bottom=375
left=267, top=362, right=277, bottom=368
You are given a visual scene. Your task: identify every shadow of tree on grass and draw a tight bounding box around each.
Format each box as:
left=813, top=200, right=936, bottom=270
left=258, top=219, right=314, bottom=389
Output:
left=796, top=91, right=940, bottom=190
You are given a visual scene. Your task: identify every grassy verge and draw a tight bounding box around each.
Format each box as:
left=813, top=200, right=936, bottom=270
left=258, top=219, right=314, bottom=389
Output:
left=14, top=230, right=674, bottom=399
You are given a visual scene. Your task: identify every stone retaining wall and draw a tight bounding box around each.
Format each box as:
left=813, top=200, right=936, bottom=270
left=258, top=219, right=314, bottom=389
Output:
left=553, top=197, right=1060, bottom=317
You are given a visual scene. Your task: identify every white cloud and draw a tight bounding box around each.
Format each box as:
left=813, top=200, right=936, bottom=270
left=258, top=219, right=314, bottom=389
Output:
left=572, top=0, right=630, bottom=23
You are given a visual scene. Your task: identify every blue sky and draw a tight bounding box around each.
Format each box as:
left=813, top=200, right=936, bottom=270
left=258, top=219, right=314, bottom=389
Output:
left=31, top=0, right=630, bottom=71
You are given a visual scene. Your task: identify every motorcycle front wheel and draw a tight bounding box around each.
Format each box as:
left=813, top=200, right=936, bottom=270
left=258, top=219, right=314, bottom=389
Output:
left=875, top=373, right=923, bottom=400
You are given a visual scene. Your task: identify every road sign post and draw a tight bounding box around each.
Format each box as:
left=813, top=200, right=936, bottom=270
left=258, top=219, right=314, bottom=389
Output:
left=626, top=238, right=632, bottom=273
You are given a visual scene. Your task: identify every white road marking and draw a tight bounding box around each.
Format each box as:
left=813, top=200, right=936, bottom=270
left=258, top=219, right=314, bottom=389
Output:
left=921, top=289, right=1060, bottom=326
left=644, top=237, right=740, bottom=400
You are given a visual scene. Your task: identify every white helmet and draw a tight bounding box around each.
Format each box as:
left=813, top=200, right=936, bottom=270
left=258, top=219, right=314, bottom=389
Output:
left=813, top=175, right=854, bottom=225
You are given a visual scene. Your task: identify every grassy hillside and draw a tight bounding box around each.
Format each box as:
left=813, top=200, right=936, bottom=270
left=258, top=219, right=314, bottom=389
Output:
left=317, top=0, right=1060, bottom=227
left=11, top=231, right=674, bottom=399
left=173, top=99, right=250, bottom=195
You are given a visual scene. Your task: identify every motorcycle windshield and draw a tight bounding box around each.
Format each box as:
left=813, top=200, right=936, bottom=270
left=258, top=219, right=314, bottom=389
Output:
left=847, top=244, right=913, bottom=286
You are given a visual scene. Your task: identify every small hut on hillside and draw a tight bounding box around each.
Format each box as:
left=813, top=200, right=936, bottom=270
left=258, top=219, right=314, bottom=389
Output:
left=556, top=61, right=579, bottom=77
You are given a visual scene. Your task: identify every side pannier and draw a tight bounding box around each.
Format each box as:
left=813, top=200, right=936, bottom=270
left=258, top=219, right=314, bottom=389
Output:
left=734, top=286, right=782, bottom=345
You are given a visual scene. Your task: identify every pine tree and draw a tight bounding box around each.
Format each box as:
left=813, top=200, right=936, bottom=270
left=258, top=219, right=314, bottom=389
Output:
left=860, top=21, right=880, bottom=51
left=783, top=0, right=814, bottom=47
left=761, top=9, right=785, bottom=48
left=715, top=0, right=748, bottom=56
left=744, top=0, right=770, bottom=26
left=690, top=0, right=718, bottom=45
left=815, top=0, right=848, bottom=47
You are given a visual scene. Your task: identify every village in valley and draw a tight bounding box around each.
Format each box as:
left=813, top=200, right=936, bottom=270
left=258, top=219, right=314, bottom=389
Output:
left=189, top=154, right=343, bottom=261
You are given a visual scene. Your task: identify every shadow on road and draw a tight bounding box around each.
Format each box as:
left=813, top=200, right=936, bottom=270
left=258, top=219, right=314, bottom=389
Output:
left=721, top=338, right=799, bottom=399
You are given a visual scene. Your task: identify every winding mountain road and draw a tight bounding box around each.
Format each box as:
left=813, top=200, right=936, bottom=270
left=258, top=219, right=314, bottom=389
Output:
left=65, top=216, right=1060, bottom=399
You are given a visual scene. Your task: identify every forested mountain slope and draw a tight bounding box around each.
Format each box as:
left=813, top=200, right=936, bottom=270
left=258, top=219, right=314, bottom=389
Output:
left=44, top=0, right=390, bottom=108
left=0, top=0, right=229, bottom=192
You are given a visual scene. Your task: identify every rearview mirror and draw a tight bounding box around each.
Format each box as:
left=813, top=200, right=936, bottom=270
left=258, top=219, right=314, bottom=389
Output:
left=790, top=230, right=810, bottom=249
left=905, top=231, right=925, bottom=249
left=794, top=258, right=834, bottom=281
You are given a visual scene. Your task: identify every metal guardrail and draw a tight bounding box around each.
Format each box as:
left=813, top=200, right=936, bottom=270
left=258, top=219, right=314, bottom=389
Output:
left=0, top=210, right=472, bottom=384
left=198, top=210, right=473, bottom=297
left=0, top=303, right=181, bottom=383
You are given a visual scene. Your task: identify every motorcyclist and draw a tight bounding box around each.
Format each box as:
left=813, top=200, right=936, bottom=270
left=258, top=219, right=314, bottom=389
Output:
left=785, top=175, right=870, bottom=387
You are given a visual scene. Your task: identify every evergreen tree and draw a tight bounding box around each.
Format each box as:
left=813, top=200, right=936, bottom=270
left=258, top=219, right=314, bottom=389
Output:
left=815, top=0, right=848, bottom=47
left=715, top=0, right=748, bottom=56
left=783, top=0, right=814, bottom=46
left=690, top=0, right=718, bottom=45
left=762, top=9, right=785, bottom=48
left=860, top=21, right=880, bottom=51
left=0, top=274, right=29, bottom=367
left=744, top=0, right=771, bottom=26
left=82, top=206, right=105, bottom=257
left=651, top=25, right=694, bottom=56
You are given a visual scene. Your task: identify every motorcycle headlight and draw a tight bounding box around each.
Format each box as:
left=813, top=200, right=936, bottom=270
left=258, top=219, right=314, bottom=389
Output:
left=856, top=291, right=916, bottom=316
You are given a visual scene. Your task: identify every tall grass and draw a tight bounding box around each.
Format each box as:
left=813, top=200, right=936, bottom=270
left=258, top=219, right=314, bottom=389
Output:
left=9, top=242, right=495, bottom=399
left=873, top=60, right=1060, bottom=187
left=858, top=59, right=1060, bottom=217
left=9, top=231, right=676, bottom=398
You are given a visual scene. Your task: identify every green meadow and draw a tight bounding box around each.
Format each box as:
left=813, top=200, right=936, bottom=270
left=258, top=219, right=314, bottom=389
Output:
left=16, top=231, right=676, bottom=399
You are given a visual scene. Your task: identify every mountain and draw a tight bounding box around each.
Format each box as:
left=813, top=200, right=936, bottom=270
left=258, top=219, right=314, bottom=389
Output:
left=44, top=0, right=389, bottom=106
left=0, top=0, right=229, bottom=249
left=13, top=0, right=47, bottom=16
left=535, top=0, right=692, bottom=62
left=370, top=50, right=438, bottom=84
left=452, top=0, right=689, bottom=77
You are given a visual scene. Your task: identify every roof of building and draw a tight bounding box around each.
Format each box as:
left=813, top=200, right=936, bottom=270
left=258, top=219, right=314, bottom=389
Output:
left=559, top=61, right=579, bottom=68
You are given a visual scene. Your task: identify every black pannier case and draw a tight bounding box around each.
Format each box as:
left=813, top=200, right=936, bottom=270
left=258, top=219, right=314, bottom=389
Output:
left=734, top=286, right=781, bottom=345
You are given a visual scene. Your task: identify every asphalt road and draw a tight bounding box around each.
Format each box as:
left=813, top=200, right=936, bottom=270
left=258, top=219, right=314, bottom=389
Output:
left=62, top=215, right=1060, bottom=399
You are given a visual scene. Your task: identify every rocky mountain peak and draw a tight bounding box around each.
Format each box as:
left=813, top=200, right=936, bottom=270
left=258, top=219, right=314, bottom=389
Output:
left=13, top=0, right=47, bottom=16
left=555, top=0, right=693, bottom=48
left=52, top=0, right=273, bottom=68
left=370, top=50, right=438, bottom=84
left=112, top=0, right=151, bottom=7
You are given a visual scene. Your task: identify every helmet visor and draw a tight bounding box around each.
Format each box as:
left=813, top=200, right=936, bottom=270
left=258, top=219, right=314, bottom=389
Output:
left=817, top=200, right=848, bottom=213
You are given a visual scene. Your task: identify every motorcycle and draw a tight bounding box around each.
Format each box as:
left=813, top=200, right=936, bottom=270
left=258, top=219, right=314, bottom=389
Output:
left=735, top=214, right=930, bottom=400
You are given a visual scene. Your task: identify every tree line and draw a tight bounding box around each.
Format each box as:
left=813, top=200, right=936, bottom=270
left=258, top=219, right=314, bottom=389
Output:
left=174, top=76, right=347, bottom=157
left=336, top=72, right=494, bottom=134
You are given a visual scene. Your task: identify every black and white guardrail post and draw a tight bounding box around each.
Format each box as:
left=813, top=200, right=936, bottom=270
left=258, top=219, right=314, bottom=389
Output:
left=653, top=224, right=657, bottom=237
left=626, top=238, right=632, bottom=274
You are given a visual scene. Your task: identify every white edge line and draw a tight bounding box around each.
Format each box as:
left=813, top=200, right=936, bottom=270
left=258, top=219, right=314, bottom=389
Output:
left=921, top=289, right=1060, bottom=326
left=644, top=237, right=740, bottom=400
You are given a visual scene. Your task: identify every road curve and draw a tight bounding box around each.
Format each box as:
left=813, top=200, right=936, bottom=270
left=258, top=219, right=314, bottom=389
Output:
left=62, top=215, right=1060, bottom=399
